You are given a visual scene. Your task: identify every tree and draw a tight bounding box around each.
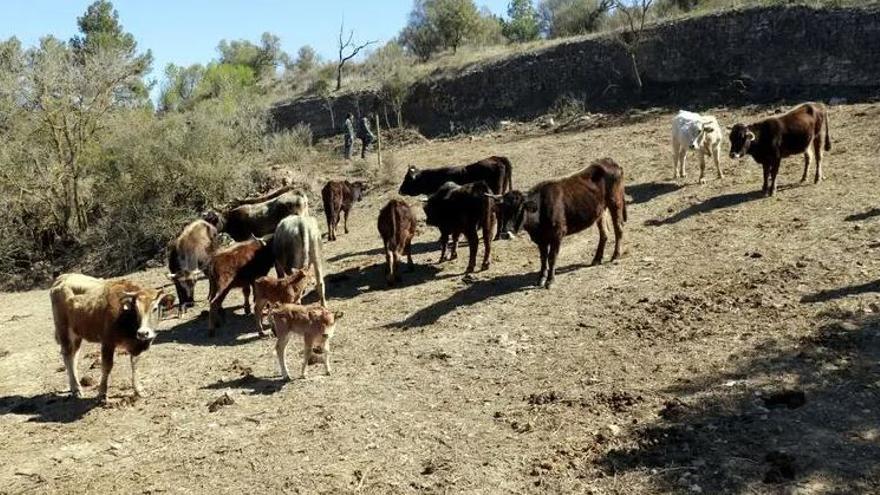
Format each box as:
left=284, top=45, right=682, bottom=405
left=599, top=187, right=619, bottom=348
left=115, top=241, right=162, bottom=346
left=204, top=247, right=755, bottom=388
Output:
left=612, top=0, right=653, bottom=92
left=503, top=0, right=541, bottom=43
left=335, top=17, right=377, bottom=91
left=538, top=0, right=613, bottom=37
left=159, top=63, right=205, bottom=112
left=432, top=0, right=480, bottom=53
left=367, top=42, right=416, bottom=128
left=400, top=19, right=442, bottom=62
left=292, top=45, right=319, bottom=75
left=473, top=7, right=507, bottom=46
left=217, top=32, right=287, bottom=80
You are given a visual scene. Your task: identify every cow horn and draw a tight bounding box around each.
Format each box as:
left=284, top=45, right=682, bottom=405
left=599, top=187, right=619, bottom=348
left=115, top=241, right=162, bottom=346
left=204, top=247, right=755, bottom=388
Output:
left=166, top=272, right=178, bottom=280
left=484, top=193, right=503, bottom=200
left=745, top=130, right=756, bottom=141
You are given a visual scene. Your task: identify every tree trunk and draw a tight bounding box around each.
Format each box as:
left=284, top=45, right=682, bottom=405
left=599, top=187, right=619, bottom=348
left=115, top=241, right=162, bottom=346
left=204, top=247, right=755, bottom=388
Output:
left=375, top=113, right=382, bottom=168
left=629, top=51, right=643, bottom=93
left=336, top=65, right=343, bottom=91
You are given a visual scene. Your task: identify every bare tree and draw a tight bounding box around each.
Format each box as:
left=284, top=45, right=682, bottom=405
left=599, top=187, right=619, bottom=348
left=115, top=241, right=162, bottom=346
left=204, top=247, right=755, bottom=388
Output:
left=613, top=0, right=653, bottom=93
left=336, top=17, right=376, bottom=91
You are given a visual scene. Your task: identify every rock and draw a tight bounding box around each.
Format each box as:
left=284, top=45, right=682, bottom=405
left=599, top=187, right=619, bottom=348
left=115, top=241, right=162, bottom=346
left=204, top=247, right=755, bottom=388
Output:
left=606, top=424, right=622, bottom=437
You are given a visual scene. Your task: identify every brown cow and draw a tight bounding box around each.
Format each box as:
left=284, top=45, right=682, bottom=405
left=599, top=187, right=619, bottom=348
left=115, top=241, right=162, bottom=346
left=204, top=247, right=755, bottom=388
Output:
left=49, top=274, right=164, bottom=400
left=729, top=102, right=832, bottom=196
left=321, top=180, right=366, bottom=241
left=166, top=219, right=218, bottom=316
left=423, top=181, right=496, bottom=274
left=377, top=199, right=417, bottom=285
left=207, top=235, right=276, bottom=335
left=202, top=187, right=309, bottom=241
left=268, top=303, right=337, bottom=380
left=252, top=269, right=311, bottom=335
left=494, top=158, right=627, bottom=289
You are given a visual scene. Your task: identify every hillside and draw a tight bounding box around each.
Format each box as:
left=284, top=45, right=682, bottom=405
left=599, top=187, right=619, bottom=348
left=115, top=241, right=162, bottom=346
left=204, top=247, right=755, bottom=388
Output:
left=2, top=101, right=879, bottom=493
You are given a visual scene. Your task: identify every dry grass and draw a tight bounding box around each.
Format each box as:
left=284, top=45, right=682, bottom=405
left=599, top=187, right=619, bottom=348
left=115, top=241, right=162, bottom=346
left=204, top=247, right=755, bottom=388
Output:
left=2, top=102, right=880, bottom=494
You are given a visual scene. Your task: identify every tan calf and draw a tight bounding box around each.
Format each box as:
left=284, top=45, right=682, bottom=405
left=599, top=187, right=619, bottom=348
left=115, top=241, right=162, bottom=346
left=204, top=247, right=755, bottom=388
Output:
left=268, top=303, right=336, bottom=380
left=252, top=269, right=311, bottom=335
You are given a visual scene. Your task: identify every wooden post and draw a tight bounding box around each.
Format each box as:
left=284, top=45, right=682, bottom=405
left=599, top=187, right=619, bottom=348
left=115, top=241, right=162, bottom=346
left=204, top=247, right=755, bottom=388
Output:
left=375, top=113, right=382, bottom=169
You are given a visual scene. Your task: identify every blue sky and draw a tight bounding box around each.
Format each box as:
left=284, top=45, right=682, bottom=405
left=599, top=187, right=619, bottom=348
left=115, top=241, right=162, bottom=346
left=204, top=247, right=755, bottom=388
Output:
left=1, top=0, right=510, bottom=100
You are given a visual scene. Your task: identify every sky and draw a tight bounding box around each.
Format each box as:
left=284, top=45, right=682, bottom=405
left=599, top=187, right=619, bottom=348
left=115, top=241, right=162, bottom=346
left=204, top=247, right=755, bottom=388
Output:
left=0, top=0, right=511, bottom=101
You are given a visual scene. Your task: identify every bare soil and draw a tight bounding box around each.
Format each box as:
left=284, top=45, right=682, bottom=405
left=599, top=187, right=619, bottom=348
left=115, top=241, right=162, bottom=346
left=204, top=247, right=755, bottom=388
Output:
left=2, top=103, right=880, bottom=494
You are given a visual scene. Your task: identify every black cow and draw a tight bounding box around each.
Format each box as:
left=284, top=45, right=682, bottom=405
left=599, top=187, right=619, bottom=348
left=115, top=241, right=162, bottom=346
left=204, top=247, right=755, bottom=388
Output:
left=423, top=181, right=495, bottom=274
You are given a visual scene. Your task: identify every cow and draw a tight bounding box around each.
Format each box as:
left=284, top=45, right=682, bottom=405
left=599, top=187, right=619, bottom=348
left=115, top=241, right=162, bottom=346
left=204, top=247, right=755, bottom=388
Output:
left=729, top=102, right=832, bottom=196
left=166, top=219, right=217, bottom=316
left=423, top=181, right=495, bottom=274
left=377, top=199, right=417, bottom=285
left=274, top=215, right=327, bottom=307
left=672, top=110, right=724, bottom=183
left=202, top=187, right=309, bottom=241
left=252, top=269, right=311, bottom=335
left=49, top=274, right=164, bottom=400
left=268, top=303, right=337, bottom=380
left=321, top=180, right=366, bottom=241
left=206, top=235, right=276, bottom=335
left=492, top=158, right=627, bottom=289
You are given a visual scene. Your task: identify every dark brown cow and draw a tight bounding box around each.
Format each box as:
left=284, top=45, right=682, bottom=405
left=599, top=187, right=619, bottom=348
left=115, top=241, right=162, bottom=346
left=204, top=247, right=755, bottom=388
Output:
left=377, top=199, right=417, bottom=285
left=206, top=235, right=276, bottom=335
left=729, top=102, right=832, bottom=196
left=321, top=180, right=365, bottom=241
left=494, top=158, right=627, bottom=289
left=202, top=186, right=309, bottom=241
left=423, top=181, right=495, bottom=274
left=166, top=220, right=218, bottom=316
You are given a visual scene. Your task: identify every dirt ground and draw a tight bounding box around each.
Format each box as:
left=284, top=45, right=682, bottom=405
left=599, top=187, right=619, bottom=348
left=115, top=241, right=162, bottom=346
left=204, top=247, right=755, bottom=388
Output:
left=2, top=102, right=880, bottom=495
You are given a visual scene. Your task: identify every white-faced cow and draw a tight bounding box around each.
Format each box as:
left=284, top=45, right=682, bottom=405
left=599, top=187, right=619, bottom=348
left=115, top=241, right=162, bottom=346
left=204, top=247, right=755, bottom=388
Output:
left=729, top=102, right=831, bottom=196
left=50, top=274, right=165, bottom=400
left=493, top=158, right=627, bottom=289
left=672, top=110, right=724, bottom=183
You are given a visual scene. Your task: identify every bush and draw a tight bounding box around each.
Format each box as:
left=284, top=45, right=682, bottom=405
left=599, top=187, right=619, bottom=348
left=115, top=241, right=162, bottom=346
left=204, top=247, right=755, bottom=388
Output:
left=266, top=124, right=314, bottom=165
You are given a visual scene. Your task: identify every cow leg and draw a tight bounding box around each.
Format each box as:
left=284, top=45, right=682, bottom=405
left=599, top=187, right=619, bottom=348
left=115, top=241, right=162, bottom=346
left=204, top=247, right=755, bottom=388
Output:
left=609, top=203, right=625, bottom=262
left=546, top=239, right=562, bottom=289
left=537, top=242, right=549, bottom=287
left=301, top=334, right=316, bottom=379
left=242, top=284, right=252, bottom=315
left=385, top=246, right=395, bottom=285
left=813, top=137, right=824, bottom=183
left=130, top=354, right=144, bottom=397
left=698, top=152, right=707, bottom=184
left=438, top=233, right=449, bottom=263
left=800, top=148, right=811, bottom=183
left=61, top=333, right=83, bottom=398
left=769, top=160, right=781, bottom=196
left=321, top=334, right=332, bottom=375
left=714, top=145, right=724, bottom=179
left=275, top=331, right=292, bottom=380
left=761, top=163, right=770, bottom=195
left=464, top=228, right=479, bottom=274
left=450, top=233, right=459, bottom=260
left=343, top=208, right=350, bottom=234
left=481, top=217, right=492, bottom=271
left=254, top=297, right=267, bottom=335
left=97, top=342, right=115, bottom=401
left=591, top=213, right=609, bottom=266
left=679, top=149, right=688, bottom=178
left=672, top=141, right=679, bottom=179
left=314, top=261, right=327, bottom=307
left=406, top=237, right=415, bottom=271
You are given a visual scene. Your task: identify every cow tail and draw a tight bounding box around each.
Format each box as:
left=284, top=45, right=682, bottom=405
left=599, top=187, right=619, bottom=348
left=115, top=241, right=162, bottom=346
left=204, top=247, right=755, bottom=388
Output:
left=824, top=112, right=832, bottom=151
left=390, top=205, right=399, bottom=252
left=503, top=157, right=513, bottom=192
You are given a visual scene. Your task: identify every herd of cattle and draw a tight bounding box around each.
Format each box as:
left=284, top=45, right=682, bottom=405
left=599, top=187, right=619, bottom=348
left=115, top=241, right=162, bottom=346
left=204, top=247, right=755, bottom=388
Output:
left=47, top=102, right=832, bottom=400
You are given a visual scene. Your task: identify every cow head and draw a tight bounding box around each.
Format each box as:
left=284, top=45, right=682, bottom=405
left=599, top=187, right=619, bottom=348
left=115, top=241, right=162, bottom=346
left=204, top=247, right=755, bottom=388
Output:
left=398, top=167, right=422, bottom=196
left=166, top=269, right=203, bottom=307
left=490, top=190, right=537, bottom=237
left=201, top=210, right=226, bottom=231
left=728, top=124, right=756, bottom=159
left=350, top=181, right=367, bottom=202
left=117, top=288, right=165, bottom=342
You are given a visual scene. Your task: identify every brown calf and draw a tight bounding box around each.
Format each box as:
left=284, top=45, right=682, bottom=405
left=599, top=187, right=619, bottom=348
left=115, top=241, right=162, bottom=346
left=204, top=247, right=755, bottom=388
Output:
left=377, top=199, right=417, bottom=285
left=729, top=102, right=832, bottom=196
left=49, top=274, right=164, bottom=400
left=321, top=180, right=366, bottom=241
left=268, top=303, right=337, bottom=380
left=252, top=269, right=311, bottom=335
left=207, top=235, right=276, bottom=335
left=494, top=158, right=627, bottom=288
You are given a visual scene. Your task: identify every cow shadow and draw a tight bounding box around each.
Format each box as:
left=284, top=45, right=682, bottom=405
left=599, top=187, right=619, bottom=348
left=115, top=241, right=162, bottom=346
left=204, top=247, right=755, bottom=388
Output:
left=626, top=181, right=683, bottom=205
left=388, top=263, right=591, bottom=329
left=202, top=373, right=287, bottom=396
left=326, top=262, right=447, bottom=299
left=801, top=279, right=880, bottom=304
left=598, top=312, right=880, bottom=493
left=0, top=392, right=102, bottom=423
left=157, top=310, right=264, bottom=347
left=845, top=207, right=880, bottom=222
left=325, top=241, right=436, bottom=263
left=645, top=190, right=763, bottom=225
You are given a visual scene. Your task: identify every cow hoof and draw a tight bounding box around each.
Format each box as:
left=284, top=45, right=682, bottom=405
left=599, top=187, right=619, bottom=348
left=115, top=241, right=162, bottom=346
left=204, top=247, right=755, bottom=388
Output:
left=544, top=280, right=554, bottom=289
left=590, top=260, right=602, bottom=267
left=71, top=389, right=83, bottom=399
left=699, top=177, right=707, bottom=185
left=537, top=277, right=547, bottom=287
left=133, top=387, right=145, bottom=398
left=481, top=263, right=490, bottom=271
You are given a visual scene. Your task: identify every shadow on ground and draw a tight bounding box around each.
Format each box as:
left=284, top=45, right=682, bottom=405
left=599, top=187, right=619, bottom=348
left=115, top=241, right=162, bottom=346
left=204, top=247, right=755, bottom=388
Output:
left=388, top=263, right=592, bottom=329
left=203, top=374, right=287, bottom=396
left=845, top=207, right=880, bottom=222
left=599, top=312, right=880, bottom=493
left=626, top=181, right=683, bottom=205
left=157, top=309, right=263, bottom=347
left=0, top=392, right=103, bottom=423
left=326, top=241, right=436, bottom=263
left=646, top=190, right=764, bottom=225
left=801, top=280, right=880, bottom=304
left=326, top=262, right=447, bottom=299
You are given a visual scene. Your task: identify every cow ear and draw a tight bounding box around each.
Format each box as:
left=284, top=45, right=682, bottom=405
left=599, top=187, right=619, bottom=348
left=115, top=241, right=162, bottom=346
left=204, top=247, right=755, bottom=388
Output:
left=525, top=200, right=538, bottom=213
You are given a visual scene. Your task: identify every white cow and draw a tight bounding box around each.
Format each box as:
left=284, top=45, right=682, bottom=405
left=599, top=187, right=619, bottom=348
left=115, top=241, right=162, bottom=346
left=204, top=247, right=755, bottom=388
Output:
left=672, top=110, right=724, bottom=183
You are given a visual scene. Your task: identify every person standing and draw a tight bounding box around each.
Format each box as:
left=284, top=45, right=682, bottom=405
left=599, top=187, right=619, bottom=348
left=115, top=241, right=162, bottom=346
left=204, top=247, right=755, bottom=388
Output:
left=343, top=113, right=355, bottom=160
left=358, top=114, right=375, bottom=159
